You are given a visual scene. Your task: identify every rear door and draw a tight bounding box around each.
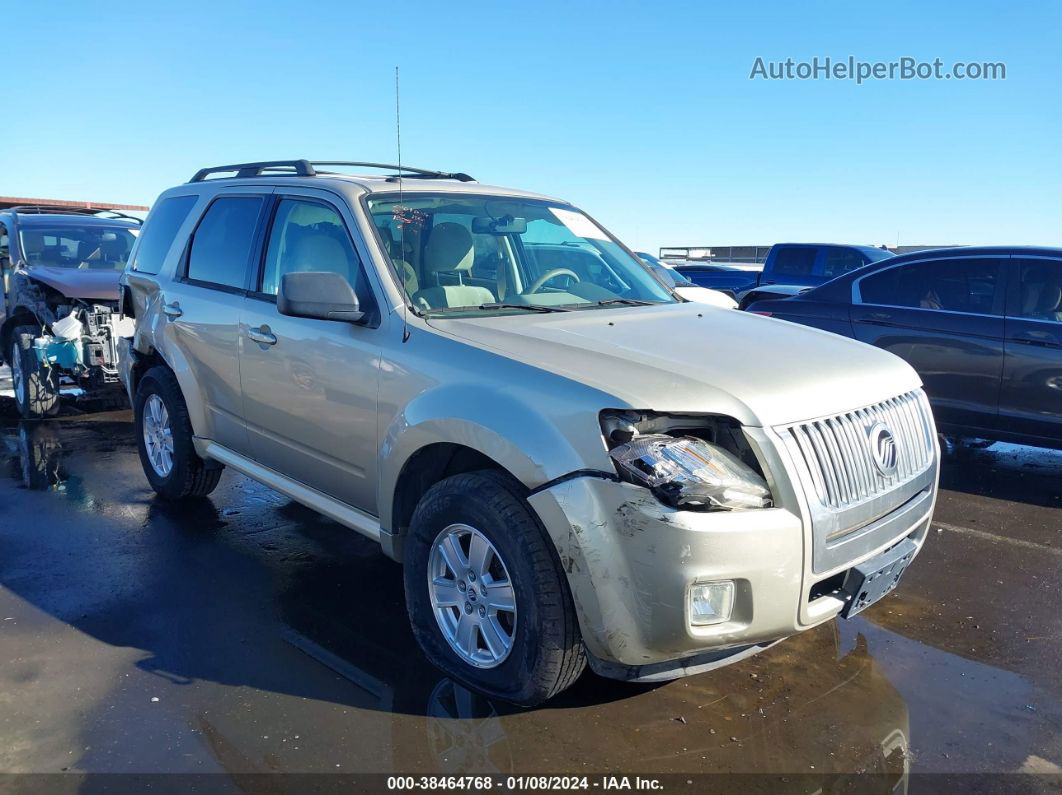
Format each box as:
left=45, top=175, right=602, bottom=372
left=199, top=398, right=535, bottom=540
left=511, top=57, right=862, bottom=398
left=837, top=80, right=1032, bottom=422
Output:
left=238, top=189, right=384, bottom=513
left=850, top=256, right=1007, bottom=431
left=1000, top=257, right=1062, bottom=445
left=162, top=190, right=271, bottom=454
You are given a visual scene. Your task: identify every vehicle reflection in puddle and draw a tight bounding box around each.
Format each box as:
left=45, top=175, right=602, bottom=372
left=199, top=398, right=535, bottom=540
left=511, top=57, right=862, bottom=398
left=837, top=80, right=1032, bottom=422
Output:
left=4, top=421, right=68, bottom=491
left=0, top=415, right=1058, bottom=784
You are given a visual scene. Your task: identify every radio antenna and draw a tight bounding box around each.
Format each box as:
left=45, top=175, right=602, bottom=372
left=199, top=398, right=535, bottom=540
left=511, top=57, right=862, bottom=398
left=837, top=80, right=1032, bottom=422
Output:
left=395, top=65, right=411, bottom=342
left=395, top=66, right=403, bottom=202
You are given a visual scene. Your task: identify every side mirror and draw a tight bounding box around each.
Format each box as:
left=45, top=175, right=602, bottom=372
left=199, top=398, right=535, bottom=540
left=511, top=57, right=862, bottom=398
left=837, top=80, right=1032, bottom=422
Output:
left=278, top=271, right=364, bottom=323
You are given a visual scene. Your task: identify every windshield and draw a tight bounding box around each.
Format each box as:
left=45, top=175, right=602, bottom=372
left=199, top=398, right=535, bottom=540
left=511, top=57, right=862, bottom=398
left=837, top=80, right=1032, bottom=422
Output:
left=18, top=224, right=138, bottom=270
left=864, top=248, right=896, bottom=263
left=366, top=194, right=675, bottom=314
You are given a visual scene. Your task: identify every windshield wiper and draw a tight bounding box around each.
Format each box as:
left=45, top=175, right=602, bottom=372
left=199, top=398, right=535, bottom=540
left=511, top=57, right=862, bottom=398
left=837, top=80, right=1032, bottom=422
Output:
left=478, top=302, right=572, bottom=313
left=427, top=302, right=572, bottom=315
left=595, top=298, right=657, bottom=306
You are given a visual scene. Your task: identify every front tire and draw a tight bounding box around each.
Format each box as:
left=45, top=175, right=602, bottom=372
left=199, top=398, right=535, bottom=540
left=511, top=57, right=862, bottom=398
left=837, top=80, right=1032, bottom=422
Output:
left=134, top=366, right=222, bottom=499
left=403, top=470, right=586, bottom=706
left=11, top=326, right=60, bottom=419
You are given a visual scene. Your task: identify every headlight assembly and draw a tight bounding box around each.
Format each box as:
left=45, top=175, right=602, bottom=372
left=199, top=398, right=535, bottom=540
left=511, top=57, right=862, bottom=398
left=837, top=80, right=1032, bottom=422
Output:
left=608, top=434, right=772, bottom=511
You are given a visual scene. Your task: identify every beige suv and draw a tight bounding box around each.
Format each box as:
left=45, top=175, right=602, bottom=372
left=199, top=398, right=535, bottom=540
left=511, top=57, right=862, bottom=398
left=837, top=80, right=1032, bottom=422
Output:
left=119, top=160, right=939, bottom=705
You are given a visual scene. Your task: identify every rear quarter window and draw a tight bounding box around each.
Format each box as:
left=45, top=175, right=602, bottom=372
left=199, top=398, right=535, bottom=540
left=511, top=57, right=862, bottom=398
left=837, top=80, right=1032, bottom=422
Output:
left=131, top=195, right=198, bottom=275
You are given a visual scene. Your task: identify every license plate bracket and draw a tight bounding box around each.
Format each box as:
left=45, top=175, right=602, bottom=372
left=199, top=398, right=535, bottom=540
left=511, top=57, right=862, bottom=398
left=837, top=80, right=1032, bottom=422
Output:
left=840, top=538, right=918, bottom=618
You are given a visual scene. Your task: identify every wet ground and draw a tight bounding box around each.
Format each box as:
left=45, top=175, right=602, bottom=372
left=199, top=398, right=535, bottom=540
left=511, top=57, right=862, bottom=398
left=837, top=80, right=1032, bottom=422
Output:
left=0, top=402, right=1060, bottom=792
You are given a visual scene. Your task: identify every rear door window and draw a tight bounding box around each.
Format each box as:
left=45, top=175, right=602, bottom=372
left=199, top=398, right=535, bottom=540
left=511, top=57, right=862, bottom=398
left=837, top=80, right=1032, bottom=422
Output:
left=132, top=195, right=198, bottom=275
left=859, top=258, right=1004, bottom=315
left=186, top=196, right=264, bottom=290
left=771, top=247, right=818, bottom=278
left=822, top=247, right=866, bottom=278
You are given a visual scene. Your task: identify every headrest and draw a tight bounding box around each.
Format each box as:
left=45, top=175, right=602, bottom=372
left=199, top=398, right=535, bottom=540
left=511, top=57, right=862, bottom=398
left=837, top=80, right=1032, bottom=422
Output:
left=101, top=235, right=128, bottom=258
left=291, top=233, right=348, bottom=273
left=1038, top=283, right=1062, bottom=314
left=424, top=222, right=474, bottom=273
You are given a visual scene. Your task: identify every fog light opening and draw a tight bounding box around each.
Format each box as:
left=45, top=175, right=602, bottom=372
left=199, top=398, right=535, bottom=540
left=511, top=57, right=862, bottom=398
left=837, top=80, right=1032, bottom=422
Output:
left=689, top=581, right=735, bottom=626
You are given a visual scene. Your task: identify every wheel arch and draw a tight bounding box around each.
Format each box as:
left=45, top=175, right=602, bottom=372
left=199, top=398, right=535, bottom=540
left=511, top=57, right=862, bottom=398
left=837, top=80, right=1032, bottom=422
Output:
left=131, top=338, right=212, bottom=440
left=388, top=442, right=517, bottom=555
left=1, top=309, right=44, bottom=365
left=379, top=403, right=602, bottom=561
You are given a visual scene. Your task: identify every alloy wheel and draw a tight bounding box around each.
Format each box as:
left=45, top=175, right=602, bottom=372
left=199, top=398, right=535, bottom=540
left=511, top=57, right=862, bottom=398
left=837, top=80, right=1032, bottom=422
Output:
left=142, top=394, right=174, bottom=477
left=428, top=523, right=517, bottom=668
left=11, top=342, right=26, bottom=407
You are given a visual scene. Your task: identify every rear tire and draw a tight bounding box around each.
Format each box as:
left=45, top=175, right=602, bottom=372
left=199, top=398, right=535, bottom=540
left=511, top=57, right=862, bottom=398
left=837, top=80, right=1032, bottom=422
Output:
left=134, top=366, right=222, bottom=499
left=11, top=325, right=60, bottom=419
left=403, top=470, right=586, bottom=706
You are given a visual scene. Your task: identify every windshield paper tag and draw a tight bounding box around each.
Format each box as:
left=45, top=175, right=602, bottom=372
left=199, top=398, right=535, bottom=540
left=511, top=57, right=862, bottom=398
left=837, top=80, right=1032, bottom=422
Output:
left=549, top=207, right=609, bottom=240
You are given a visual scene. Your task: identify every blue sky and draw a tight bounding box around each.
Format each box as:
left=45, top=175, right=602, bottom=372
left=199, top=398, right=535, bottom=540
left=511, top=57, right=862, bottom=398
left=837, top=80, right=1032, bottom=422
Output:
left=4, top=0, right=1060, bottom=251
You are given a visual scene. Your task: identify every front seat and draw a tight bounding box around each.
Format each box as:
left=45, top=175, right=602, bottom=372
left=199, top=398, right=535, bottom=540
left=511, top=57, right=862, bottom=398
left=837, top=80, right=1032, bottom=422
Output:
left=1035, top=283, right=1062, bottom=321
left=411, top=223, right=495, bottom=309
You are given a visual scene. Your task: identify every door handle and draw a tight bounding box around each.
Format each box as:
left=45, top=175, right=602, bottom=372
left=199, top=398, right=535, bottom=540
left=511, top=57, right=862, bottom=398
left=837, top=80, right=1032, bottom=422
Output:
left=860, top=310, right=898, bottom=326
left=247, top=326, right=278, bottom=346
left=1012, top=328, right=1061, bottom=348
left=162, top=301, right=183, bottom=319
left=1012, top=337, right=1058, bottom=349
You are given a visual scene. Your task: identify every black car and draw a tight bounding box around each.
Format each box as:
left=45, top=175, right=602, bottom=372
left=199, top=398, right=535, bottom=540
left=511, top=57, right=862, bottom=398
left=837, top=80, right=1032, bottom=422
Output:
left=746, top=246, right=1062, bottom=450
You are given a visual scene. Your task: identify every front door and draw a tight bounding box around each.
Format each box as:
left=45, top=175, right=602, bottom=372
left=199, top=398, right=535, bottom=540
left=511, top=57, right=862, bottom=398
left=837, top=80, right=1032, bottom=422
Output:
left=1000, top=257, right=1062, bottom=445
left=238, top=190, right=384, bottom=513
left=850, top=256, right=1007, bottom=432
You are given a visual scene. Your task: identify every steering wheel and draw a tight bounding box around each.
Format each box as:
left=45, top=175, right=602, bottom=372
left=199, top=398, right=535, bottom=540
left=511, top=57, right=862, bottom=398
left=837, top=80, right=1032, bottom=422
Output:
left=527, top=268, right=580, bottom=294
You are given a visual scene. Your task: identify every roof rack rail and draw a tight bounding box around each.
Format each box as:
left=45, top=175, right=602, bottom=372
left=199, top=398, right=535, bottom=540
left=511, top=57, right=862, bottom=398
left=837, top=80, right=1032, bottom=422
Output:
left=188, top=159, right=475, bottom=183
left=189, top=159, right=317, bottom=182
left=312, top=161, right=476, bottom=182
left=7, top=205, right=144, bottom=224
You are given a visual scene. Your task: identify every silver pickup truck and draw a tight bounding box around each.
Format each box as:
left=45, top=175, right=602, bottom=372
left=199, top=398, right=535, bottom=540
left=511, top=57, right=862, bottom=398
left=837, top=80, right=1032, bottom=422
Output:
left=119, top=160, right=939, bottom=705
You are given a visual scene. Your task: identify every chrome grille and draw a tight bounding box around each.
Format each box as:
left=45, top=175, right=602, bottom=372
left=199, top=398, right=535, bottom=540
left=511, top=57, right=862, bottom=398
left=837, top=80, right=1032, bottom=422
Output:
left=782, top=390, right=935, bottom=510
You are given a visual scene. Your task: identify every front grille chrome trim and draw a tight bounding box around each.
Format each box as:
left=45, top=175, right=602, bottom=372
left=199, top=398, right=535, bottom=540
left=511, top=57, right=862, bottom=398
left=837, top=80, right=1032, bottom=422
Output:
left=779, top=390, right=935, bottom=512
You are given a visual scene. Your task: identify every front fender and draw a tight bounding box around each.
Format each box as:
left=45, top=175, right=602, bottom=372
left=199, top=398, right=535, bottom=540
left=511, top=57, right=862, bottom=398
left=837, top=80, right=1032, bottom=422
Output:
left=378, top=382, right=610, bottom=533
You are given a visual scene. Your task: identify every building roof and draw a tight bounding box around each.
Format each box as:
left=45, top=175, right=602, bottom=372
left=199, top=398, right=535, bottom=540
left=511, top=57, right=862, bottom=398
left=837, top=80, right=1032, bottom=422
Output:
left=0, top=196, right=149, bottom=212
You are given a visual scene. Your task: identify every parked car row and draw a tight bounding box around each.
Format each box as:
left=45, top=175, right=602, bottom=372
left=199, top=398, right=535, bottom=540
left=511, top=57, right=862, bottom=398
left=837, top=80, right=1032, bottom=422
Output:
left=745, top=246, right=1062, bottom=451
left=634, top=251, right=738, bottom=309
left=116, top=159, right=939, bottom=705
left=672, top=243, right=895, bottom=308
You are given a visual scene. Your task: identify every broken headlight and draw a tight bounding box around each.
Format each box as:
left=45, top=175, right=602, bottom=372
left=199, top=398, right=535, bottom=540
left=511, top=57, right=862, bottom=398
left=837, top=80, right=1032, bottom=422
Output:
left=608, top=434, right=771, bottom=511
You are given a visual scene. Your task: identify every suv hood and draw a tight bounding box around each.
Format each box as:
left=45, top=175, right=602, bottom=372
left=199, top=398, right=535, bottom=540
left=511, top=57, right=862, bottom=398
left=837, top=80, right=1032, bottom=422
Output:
left=427, top=303, right=921, bottom=427
left=26, top=266, right=121, bottom=302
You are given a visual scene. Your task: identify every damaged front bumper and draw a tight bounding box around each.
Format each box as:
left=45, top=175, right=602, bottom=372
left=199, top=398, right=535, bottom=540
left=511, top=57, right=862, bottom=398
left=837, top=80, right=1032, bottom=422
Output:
left=528, top=476, right=806, bottom=679
left=526, top=429, right=934, bottom=682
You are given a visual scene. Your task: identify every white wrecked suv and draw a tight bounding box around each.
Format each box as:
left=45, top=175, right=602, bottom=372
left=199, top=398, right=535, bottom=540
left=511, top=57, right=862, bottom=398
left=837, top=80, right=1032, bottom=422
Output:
left=119, top=160, right=940, bottom=705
